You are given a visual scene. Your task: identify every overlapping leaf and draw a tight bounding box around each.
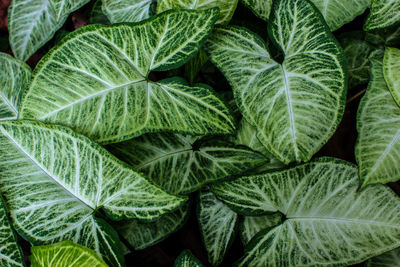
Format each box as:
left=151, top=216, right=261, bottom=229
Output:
left=8, top=0, right=90, bottom=61
left=205, top=0, right=347, bottom=164
left=108, top=133, right=265, bottom=195
left=30, top=241, right=108, bottom=267
left=198, top=190, right=237, bottom=266
left=174, top=250, right=204, bottom=267
left=212, top=157, right=400, bottom=266
left=116, top=204, right=189, bottom=250
left=365, top=0, right=400, bottom=31
left=240, top=0, right=272, bottom=21
left=90, top=0, right=109, bottom=24
left=157, top=0, right=238, bottom=25
left=102, top=0, right=154, bottom=23
left=20, top=9, right=235, bottom=144
left=356, top=58, right=400, bottom=187
left=0, top=120, right=186, bottom=265
left=0, top=52, right=31, bottom=120
left=0, top=195, right=24, bottom=267
left=383, top=47, right=400, bottom=107
left=366, top=248, right=400, bottom=267
left=366, top=26, right=400, bottom=47
left=240, top=213, right=282, bottom=245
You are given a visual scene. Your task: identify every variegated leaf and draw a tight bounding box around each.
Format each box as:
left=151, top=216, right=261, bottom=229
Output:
left=240, top=0, right=272, bottom=21
left=240, top=213, right=282, bottom=245
left=20, top=9, right=235, bottom=144
left=115, top=204, right=189, bottom=250
left=365, top=0, right=400, bottom=31
left=366, top=26, right=400, bottom=47
left=30, top=241, right=108, bottom=267
left=212, top=157, right=400, bottom=266
left=198, top=190, right=237, bottom=266
left=90, top=0, right=109, bottom=24
left=102, top=0, right=154, bottom=23
left=156, top=0, right=239, bottom=25
left=205, top=0, right=347, bottom=164
left=356, top=58, right=400, bottom=187
left=0, top=120, right=186, bottom=265
left=383, top=47, right=400, bottom=107
left=0, top=195, right=24, bottom=267
left=8, top=0, right=90, bottom=61
left=0, top=52, right=31, bottom=121
left=366, top=248, right=400, bottom=267
left=108, top=133, right=265, bottom=195
left=174, top=250, right=204, bottom=267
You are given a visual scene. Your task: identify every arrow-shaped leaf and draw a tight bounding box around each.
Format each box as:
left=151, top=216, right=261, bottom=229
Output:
left=205, top=0, right=347, bottom=164
left=20, top=9, right=235, bottom=144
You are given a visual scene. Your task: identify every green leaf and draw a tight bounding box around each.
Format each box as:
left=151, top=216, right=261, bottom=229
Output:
left=156, top=0, right=239, bottom=25
left=185, top=50, right=209, bottom=84
left=383, top=47, right=400, bottom=107
left=213, top=157, right=400, bottom=266
left=102, top=0, right=154, bottom=23
left=0, top=120, right=186, bottom=265
left=240, top=213, right=282, bottom=245
left=310, top=0, right=370, bottom=31
left=20, top=9, right=235, bottom=144
left=340, top=37, right=375, bottom=88
left=0, top=195, right=24, bottom=267
left=366, top=248, right=400, bottom=267
left=174, top=250, right=204, bottom=267
left=240, top=0, right=273, bottom=21
left=0, top=52, right=31, bottom=121
left=115, top=204, right=189, bottom=250
left=198, top=190, right=237, bottom=266
left=30, top=240, right=108, bottom=267
left=365, top=26, right=400, bottom=47
left=205, top=0, right=347, bottom=164
left=90, top=0, right=110, bottom=24
left=8, top=0, right=90, bottom=61
left=356, top=58, right=400, bottom=187
left=108, top=133, right=265, bottom=195
left=365, top=0, right=400, bottom=31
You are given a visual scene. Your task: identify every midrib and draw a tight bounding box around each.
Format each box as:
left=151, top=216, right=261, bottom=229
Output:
left=137, top=148, right=193, bottom=169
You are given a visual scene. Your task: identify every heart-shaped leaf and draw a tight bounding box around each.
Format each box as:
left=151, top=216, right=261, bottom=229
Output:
left=8, top=0, right=90, bottom=61
left=174, top=250, right=204, bottom=267
left=0, top=120, right=186, bottom=265
left=30, top=240, right=108, bottom=267
left=0, top=52, right=31, bottom=121
left=383, top=47, right=400, bottom=107
left=0, top=195, right=24, bottom=267
left=102, top=0, right=154, bottom=23
left=205, top=0, right=347, bottom=164
left=108, top=133, right=265, bottom=195
left=365, top=0, right=400, bottom=31
left=115, top=204, right=189, bottom=250
left=356, top=58, right=400, bottom=187
left=366, top=248, right=400, bottom=267
left=240, top=213, right=282, bottom=245
left=20, top=9, right=235, bottom=144
left=156, top=0, right=239, bottom=25
left=212, top=157, right=400, bottom=266
left=198, top=190, right=237, bottom=266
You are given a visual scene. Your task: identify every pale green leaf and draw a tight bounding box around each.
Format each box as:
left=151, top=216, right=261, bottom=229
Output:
left=198, top=190, right=237, bottom=266
left=356, top=58, right=400, bottom=187
left=205, top=0, right=347, bottom=164
left=240, top=0, right=272, bottom=21
left=366, top=248, right=400, bottom=267
left=30, top=240, right=108, bottom=267
left=0, top=195, right=24, bottom=267
left=365, top=0, right=400, bottom=31
left=310, top=0, right=370, bottom=31
left=212, top=157, right=400, bottom=266
left=240, top=213, right=282, bottom=245
left=116, top=204, right=189, bottom=250
left=8, top=0, right=89, bottom=61
left=174, top=250, right=204, bottom=267
left=383, top=47, right=400, bottom=107
left=90, top=0, right=109, bottom=24
left=20, top=9, right=235, bottom=144
left=156, top=0, right=239, bottom=25
left=0, top=120, right=186, bottom=265
left=0, top=52, right=31, bottom=121
left=102, top=0, right=154, bottom=23
left=108, top=133, right=265, bottom=195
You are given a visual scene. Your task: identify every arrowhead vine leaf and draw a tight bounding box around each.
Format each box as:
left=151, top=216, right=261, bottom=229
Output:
left=205, top=0, right=347, bottom=164
left=383, top=47, right=400, bottom=107
left=102, top=0, right=154, bottom=23
left=212, top=157, right=400, bottom=266
left=30, top=241, right=108, bottom=267
left=240, top=213, right=282, bottom=245
left=365, top=0, right=400, bottom=31
left=0, top=52, right=31, bottom=121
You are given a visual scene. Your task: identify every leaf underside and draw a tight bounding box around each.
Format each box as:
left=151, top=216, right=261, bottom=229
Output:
left=365, top=0, right=400, bottom=31
left=20, top=9, right=235, bottom=144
